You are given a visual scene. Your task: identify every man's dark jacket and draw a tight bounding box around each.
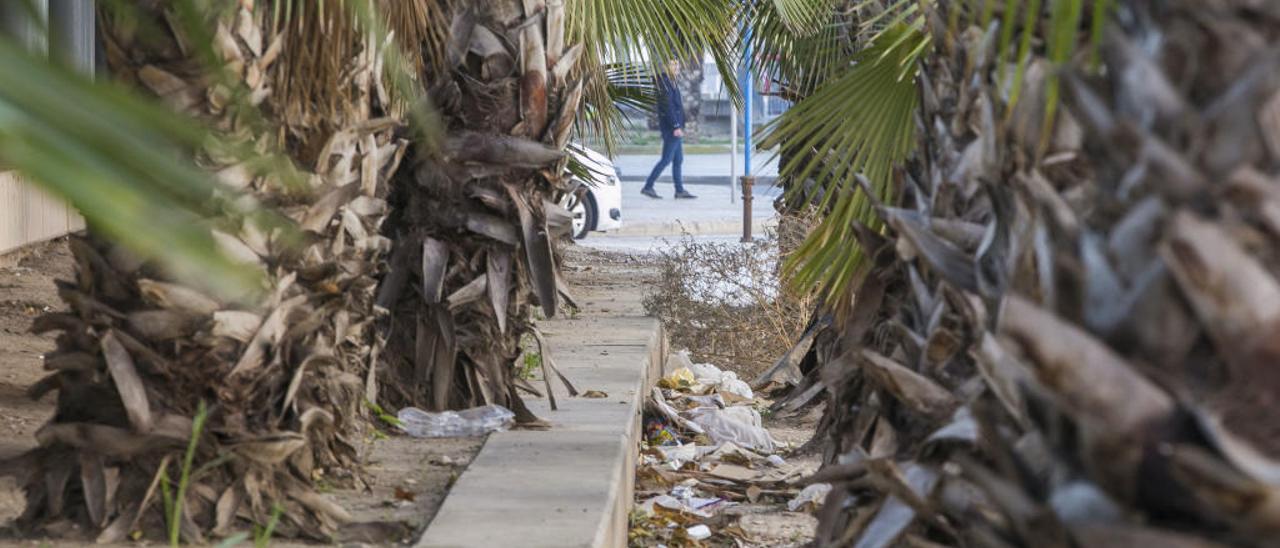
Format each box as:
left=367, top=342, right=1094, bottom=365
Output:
left=656, top=74, right=685, bottom=134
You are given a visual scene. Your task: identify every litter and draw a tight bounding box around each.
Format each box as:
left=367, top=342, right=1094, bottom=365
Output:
left=633, top=351, right=817, bottom=545
left=658, top=367, right=696, bottom=390
left=650, top=387, right=706, bottom=435
left=640, top=495, right=714, bottom=519
left=706, top=463, right=760, bottom=482
left=717, top=374, right=754, bottom=400
left=397, top=404, right=514, bottom=437
left=684, top=405, right=779, bottom=453
left=787, top=483, right=832, bottom=512
left=674, top=350, right=756, bottom=400
left=686, top=524, right=712, bottom=541
left=680, top=393, right=726, bottom=409
left=645, top=416, right=680, bottom=446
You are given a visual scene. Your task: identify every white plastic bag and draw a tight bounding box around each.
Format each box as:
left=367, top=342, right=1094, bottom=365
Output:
left=788, top=483, right=832, bottom=512
left=717, top=372, right=754, bottom=400
left=684, top=405, right=778, bottom=453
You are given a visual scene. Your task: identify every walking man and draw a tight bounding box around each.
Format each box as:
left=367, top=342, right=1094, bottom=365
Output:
left=642, top=59, right=697, bottom=199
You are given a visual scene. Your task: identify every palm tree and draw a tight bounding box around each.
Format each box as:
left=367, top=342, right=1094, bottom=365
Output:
left=0, top=0, right=738, bottom=541
left=756, top=0, right=1280, bottom=545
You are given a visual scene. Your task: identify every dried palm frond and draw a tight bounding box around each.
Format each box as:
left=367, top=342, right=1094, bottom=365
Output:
left=2, top=2, right=402, bottom=540
left=771, top=0, right=1280, bottom=545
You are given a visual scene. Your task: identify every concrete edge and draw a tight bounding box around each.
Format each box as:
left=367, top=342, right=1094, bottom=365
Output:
left=415, top=318, right=668, bottom=548
left=592, top=321, right=668, bottom=547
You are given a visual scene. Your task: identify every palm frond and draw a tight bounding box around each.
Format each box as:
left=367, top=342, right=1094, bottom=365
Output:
left=742, top=0, right=854, bottom=99
left=0, top=38, right=261, bottom=298
left=762, top=0, right=1110, bottom=309
left=770, top=0, right=835, bottom=35
left=567, top=0, right=739, bottom=152
left=766, top=24, right=928, bottom=305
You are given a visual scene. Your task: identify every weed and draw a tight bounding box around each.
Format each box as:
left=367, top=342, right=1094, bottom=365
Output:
left=253, top=504, right=283, bottom=548
left=516, top=333, right=542, bottom=380
left=161, top=400, right=209, bottom=547
left=364, top=398, right=402, bottom=429
left=642, top=224, right=815, bottom=380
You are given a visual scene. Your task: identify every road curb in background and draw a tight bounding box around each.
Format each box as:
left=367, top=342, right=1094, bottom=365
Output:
left=620, top=176, right=779, bottom=187
left=608, top=219, right=776, bottom=238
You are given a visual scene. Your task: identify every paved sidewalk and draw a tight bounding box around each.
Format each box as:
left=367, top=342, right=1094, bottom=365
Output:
left=611, top=179, right=780, bottom=237
left=416, top=255, right=667, bottom=548
left=615, top=151, right=779, bottom=186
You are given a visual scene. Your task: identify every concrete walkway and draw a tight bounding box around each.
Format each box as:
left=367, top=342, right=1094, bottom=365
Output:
left=615, top=151, right=780, bottom=187
left=612, top=179, right=780, bottom=237
left=416, top=278, right=666, bottom=547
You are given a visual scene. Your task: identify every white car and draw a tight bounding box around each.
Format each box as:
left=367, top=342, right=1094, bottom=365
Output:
left=563, top=145, right=622, bottom=239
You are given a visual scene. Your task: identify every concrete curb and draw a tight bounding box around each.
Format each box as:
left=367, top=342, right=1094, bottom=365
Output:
left=621, top=176, right=779, bottom=187
left=415, top=318, right=667, bottom=548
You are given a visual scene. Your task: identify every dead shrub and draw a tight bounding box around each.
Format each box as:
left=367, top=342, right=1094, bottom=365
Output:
left=642, top=226, right=815, bottom=380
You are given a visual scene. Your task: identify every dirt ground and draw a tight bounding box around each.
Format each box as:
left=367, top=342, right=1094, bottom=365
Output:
left=0, top=240, right=72, bottom=529
left=0, top=240, right=484, bottom=545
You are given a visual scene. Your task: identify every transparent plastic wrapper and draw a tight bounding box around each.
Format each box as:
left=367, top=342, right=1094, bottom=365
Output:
left=397, top=404, right=515, bottom=437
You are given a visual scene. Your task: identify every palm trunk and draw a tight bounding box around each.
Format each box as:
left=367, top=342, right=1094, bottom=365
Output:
left=377, top=0, right=582, bottom=420
left=4, top=3, right=405, bottom=541
left=794, top=2, right=1280, bottom=545
left=2, top=0, right=587, bottom=540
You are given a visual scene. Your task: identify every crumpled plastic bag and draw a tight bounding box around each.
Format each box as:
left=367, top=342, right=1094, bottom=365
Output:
left=659, top=367, right=696, bottom=390
left=670, top=350, right=754, bottom=399
left=787, top=483, right=832, bottom=512
left=688, top=360, right=723, bottom=382
left=716, top=372, right=754, bottom=400
left=684, top=405, right=779, bottom=453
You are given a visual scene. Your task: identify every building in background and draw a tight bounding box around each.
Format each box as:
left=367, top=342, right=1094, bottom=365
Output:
left=637, top=51, right=790, bottom=140
left=0, top=1, right=96, bottom=255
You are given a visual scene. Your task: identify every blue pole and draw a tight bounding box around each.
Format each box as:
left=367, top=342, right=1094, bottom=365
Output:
left=742, top=31, right=753, bottom=177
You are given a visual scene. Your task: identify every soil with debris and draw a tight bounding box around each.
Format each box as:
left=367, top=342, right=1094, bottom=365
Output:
left=630, top=364, right=824, bottom=548
left=0, top=240, right=485, bottom=545
left=562, top=241, right=826, bottom=547
left=0, top=240, right=71, bottom=531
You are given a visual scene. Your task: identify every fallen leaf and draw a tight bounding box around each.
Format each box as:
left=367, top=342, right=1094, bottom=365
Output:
left=393, top=487, right=415, bottom=502
left=583, top=390, right=608, bottom=398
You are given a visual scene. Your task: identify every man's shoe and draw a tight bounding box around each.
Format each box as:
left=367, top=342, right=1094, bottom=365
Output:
left=641, top=187, right=662, bottom=199
left=674, top=190, right=698, bottom=199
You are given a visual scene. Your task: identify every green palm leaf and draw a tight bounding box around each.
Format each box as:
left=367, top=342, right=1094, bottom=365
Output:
left=568, top=0, right=739, bottom=151
left=0, top=37, right=263, bottom=299
left=765, top=24, right=928, bottom=305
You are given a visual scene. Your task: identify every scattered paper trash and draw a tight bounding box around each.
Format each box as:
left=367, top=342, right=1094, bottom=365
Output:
left=640, top=495, right=715, bottom=519
left=787, top=483, right=833, bottom=512
left=633, top=350, right=815, bottom=545
left=397, top=404, right=514, bottom=437
left=686, top=524, right=712, bottom=541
